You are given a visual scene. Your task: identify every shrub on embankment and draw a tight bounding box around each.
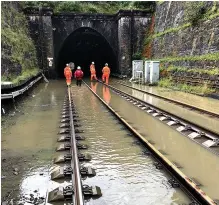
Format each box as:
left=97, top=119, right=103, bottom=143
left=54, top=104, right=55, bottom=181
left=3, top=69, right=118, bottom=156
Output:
left=1, top=2, right=39, bottom=84
left=142, top=1, right=219, bottom=95
left=23, top=1, right=155, bottom=14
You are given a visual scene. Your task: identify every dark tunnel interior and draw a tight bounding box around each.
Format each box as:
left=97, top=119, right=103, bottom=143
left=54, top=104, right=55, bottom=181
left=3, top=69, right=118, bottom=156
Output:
left=57, top=27, right=117, bottom=78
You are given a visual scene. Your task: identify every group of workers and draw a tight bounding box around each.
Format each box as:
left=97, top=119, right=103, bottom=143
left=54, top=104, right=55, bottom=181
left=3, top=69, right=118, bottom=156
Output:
left=64, top=62, right=111, bottom=86
left=64, top=65, right=84, bottom=87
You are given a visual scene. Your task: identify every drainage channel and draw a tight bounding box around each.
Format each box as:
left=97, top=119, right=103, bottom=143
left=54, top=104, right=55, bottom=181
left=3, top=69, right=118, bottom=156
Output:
left=116, top=81, right=219, bottom=118
left=83, top=80, right=217, bottom=205
left=46, top=87, right=102, bottom=204
left=97, top=80, right=219, bottom=156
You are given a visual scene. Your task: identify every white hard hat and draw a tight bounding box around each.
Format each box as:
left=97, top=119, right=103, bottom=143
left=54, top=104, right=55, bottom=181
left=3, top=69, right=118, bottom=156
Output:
left=77, top=66, right=81, bottom=69
left=66, top=63, right=69, bottom=66
left=92, top=62, right=95, bottom=64
left=105, top=63, right=108, bottom=66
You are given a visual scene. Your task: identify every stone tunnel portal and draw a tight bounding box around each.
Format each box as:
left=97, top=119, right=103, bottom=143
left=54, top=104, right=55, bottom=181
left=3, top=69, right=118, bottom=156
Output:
left=57, top=27, right=117, bottom=78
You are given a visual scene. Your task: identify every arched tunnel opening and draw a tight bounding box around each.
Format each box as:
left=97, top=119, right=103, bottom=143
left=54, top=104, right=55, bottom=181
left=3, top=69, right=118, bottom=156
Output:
left=56, top=27, right=117, bottom=78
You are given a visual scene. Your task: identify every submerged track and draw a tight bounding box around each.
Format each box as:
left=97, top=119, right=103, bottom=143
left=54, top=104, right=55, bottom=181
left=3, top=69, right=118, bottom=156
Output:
left=46, top=87, right=101, bottom=204
left=116, top=81, right=219, bottom=118
left=83, top=80, right=217, bottom=205
left=97, top=80, right=219, bottom=156
left=67, top=87, right=84, bottom=204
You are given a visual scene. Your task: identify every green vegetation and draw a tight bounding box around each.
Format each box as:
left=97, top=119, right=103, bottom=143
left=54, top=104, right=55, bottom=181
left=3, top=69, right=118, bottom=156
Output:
left=143, top=34, right=153, bottom=47
left=132, top=52, right=142, bottom=60
left=23, top=1, right=154, bottom=14
left=150, top=2, right=219, bottom=40
left=158, top=77, right=173, bottom=87
left=185, top=1, right=219, bottom=24
left=157, top=1, right=165, bottom=6
left=155, top=52, right=219, bottom=63
left=153, top=23, right=191, bottom=38
left=1, top=68, right=39, bottom=84
left=12, top=69, right=39, bottom=84
left=184, top=1, right=206, bottom=26
left=158, top=78, right=216, bottom=95
left=1, top=3, right=39, bottom=84
left=167, top=66, right=219, bottom=76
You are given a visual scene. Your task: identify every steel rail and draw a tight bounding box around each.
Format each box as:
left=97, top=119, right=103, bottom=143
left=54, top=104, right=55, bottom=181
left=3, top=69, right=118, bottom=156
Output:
left=83, top=80, right=217, bottom=205
left=116, top=81, right=219, bottom=118
left=97, top=80, right=219, bottom=148
left=68, top=87, right=84, bottom=205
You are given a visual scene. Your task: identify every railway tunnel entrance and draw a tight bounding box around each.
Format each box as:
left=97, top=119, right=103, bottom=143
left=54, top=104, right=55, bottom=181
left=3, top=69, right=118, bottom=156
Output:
left=57, top=27, right=117, bottom=78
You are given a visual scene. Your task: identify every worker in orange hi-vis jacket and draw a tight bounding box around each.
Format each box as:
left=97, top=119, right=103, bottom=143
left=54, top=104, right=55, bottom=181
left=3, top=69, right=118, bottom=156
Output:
left=102, top=63, right=110, bottom=84
left=90, top=62, right=97, bottom=81
left=64, top=64, right=72, bottom=86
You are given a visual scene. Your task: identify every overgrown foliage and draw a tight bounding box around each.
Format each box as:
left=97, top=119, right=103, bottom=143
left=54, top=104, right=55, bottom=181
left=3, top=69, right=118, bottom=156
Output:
left=184, top=1, right=206, bottom=26
left=23, top=1, right=154, bottom=14
left=156, top=52, right=219, bottom=62
left=158, top=78, right=216, bottom=95
left=1, top=2, right=39, bottom=83
left=142, top=14, right=155, bottom=59
left=132, top=52, right=142, bottom=60
left=167, top=66, right=219, bottom=76
left=151, top=2, right=219, bottom=40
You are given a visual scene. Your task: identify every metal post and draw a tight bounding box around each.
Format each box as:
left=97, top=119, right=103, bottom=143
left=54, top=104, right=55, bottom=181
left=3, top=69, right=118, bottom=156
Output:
left=68, top=88, right=84, bottom=205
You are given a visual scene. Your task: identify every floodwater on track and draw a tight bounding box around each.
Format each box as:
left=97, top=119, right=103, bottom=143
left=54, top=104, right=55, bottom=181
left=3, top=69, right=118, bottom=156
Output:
left=1, top=80, right=66, bottom=204
left=116, top=79, right=219, bottom=115
left=2, top=78, right=217, bottom=205
left=87, top=81, right=219, bottom=200
left=110, top=80, right=219, bottom=134
left=71, top=83, right=191, bottom=205
left=1, top=79, right=190, bottom=205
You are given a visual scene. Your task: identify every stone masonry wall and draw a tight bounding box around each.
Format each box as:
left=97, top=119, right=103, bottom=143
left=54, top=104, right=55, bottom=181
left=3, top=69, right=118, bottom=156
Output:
left=25, top=8, right=54, bottom=77
left=151, top=1, right=219, bottom=69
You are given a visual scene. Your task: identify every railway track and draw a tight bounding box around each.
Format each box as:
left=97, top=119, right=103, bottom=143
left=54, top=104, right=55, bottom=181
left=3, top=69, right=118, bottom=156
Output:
left=116, top=81, right=219, bottom=118
left=46, top=87, right=102, bottom=204
left=97, top=80, right=219, bottom=156
left=83, top=80, right=218, bottom=205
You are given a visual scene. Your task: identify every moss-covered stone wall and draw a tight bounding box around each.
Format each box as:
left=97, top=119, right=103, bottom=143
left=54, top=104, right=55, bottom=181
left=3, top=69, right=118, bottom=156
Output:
left=1, top=1, right=39, bottom=83
left=143, top=1, right=219, bottom=94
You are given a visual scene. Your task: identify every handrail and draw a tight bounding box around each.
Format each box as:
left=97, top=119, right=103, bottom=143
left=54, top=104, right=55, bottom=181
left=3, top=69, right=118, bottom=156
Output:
left=1, top=76, right=42, bottom=100
left=68, top=87, right=84, bottom=205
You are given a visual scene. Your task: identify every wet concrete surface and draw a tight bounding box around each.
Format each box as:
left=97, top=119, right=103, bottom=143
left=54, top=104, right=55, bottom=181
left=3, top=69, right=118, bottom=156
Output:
left=109, top=80, right=219, bottom=134
left=116, top=79, right=219, bottom=115
left=86, top=80, right=219, bottom=200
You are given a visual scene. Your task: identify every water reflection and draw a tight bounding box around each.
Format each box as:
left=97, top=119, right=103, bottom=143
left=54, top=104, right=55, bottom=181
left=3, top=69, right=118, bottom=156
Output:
left=50, top=91, right=57, bottom=105
left=91, top=82, right=98, bottom=93
left=90, top=82, right=98, bottom=112
left=129, top=81, right=219, bottom=114
left=103, top=85, right=111, bottom=104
